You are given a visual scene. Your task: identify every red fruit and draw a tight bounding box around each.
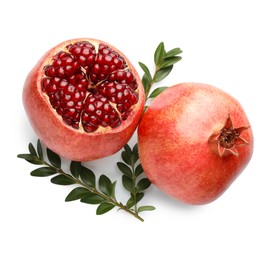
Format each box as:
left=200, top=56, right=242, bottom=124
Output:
left=23, top=38, right=145, bottom=161
left=138, top=83, right=253, bottom=205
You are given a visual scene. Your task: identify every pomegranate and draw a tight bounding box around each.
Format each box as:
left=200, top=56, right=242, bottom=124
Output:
left=23, top=38, right=145, bottom=161
left=138, top=83, right=253, bottom=205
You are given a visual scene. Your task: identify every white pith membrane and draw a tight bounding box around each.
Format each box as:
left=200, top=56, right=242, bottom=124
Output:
left=40, top=40, right=140, bottom=134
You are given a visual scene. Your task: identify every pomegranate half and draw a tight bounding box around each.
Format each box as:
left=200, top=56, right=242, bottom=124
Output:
left=23, top=38, right=145, bottom=161
left=138, top=83, right=253, bottom=205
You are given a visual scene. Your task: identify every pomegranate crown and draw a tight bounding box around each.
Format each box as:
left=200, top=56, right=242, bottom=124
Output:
left=208, top=114, right=250, bottom=157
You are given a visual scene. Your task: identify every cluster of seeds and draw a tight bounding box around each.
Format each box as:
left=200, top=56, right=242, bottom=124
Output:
left=41, top=41, right=138, bottom=132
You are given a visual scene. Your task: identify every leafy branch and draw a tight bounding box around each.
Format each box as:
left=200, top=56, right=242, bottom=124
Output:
left=139, top=42, right=182, bottom=99
left=17, top=140, right=154, bottom=221
left=117, top=144, right=154, bottom=215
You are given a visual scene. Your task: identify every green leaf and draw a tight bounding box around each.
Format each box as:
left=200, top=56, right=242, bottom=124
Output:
left=153, top=66, right=173, bottom=82
left=159, top=56, right=182, bottom=69
left=137, top=178, right=151, bottom=192
left=51, top=174, right=75, bottom=185
left=126, top=197, right=135, bottom=209
left=99, top=175, right=113, bottom=196
left=37, top=140, right=44, bottom=160
left=164, top=47, right=182, bottom=58
left=117, top=162, right=132, bottom=178
left=111, top=181, right=117, bottom=200
left=121, top=151, right=132, bottom=166
left=47, top=148, right=61, bottom=168
left=70, top=161, right=81, bottom=179
left=154, top=42, right=165, bottom=65
left=80, top=166, right=96, bottom=188
left=17, top=154, right=42, bottom=165
left=142, top=74, right=151, bottom=95
left=139, top=62, right=152, bottom=82
left=96, top=203, right=115, bottom=215
left=30, top=167, right=57, bottom=177
left=17, top=154, right=33, bottom=160
left=148, top=87, right=168, bottom=99
left=28, top=143, right=37, bottom=157
left=136, top=192, right=144, bottom=204
left=124, top=144, right=132, bottom=156
left=122, top=175, right=134, bottom=193
left=135, top=164, right=144, bottom=176
left=65, top=187, right=91, bottom=202
left=81, top=194, right=106, bottom=204
left=138, top=205, right=156, bottom=212
left=132, top=144, right=139, bottom=163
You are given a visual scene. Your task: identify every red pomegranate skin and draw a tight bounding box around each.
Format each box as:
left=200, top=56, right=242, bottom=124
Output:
left=23, top=38, right=145, bottom=161
left=138, top=83, right=254, bottom=205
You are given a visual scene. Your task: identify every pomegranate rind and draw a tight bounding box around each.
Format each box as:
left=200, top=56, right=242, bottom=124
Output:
left=23, top=38, right=145, bottom=161
left=138, top=83, right=253, bottom=205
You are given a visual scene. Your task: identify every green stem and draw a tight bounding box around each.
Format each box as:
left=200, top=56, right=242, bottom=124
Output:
left=39, top=157, right=144, bottom=222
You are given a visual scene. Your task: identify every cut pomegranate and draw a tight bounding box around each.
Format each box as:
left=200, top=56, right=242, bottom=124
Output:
left=23, top=38, right=145, bottom=161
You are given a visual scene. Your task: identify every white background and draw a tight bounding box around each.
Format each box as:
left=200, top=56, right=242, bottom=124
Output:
left=1, top=0, right=277, bottom=259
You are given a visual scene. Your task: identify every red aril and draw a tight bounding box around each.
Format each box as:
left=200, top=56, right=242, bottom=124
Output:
left=23, top=38, right=145, bottom=161
left=138, top=83, right=253, bottom=205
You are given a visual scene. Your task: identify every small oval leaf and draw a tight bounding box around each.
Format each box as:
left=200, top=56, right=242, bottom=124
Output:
left=122, top=175, right=134, bottom=193
left=138, top=205, right=156, bottom=213
left=99, top=175, right=112, bottom=196
left=31, top=167, right=57, bottom=177
left=126, top=197, right=135, bottom=209
left=51, top=174, right=75, bottom=185
left=153, top=66, right=173, bottom=82
left=136, top=192, right=144, bottom=203
left=138, top=62, right=152, bottom=82
left=132, top=144, right=139, bottom=163
left=81, top=194, right=106, bottom=204
left=159, top=56, right=182, bottom=69
left=37, top=140, right=44, bottom=160
left=137, top=178, right=151, bottom=191
left=149, top=87, right=169, bottom=98
left=117, top=162, right=132, bottom=177
left=123, top=144, right=132, bottom=156
left=96, top=203, right=115, bottom=215
left=65, top=187, right=91, bottom=202
left=135, top=164, right=144, bottom=176
left=47, top=148, right=61, bottom=168
left=111, top=181, right=117, bottom=200
left=28, top=143, right=37, bottom=157
left=70, top=161, right=82, bottom=179
left=80, top=166, right=96, bottom=188
left=142, top=73, right=151, bottom=95
left=154, top=42, right=165, bottom=65
left=164, top=47, right=182, bottom=58
left=121, top=151, right=132, bottom=166
left=17, top=154, right=42, bottom=165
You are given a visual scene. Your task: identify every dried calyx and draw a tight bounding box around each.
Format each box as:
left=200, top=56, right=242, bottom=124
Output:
left=41, top=41, right=139, bottom=133
left=208, top=115, right=250, bottom=157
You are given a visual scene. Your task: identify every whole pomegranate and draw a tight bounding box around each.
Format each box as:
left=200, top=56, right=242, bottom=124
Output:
left=23, top=38, right=145, bottom=161
left=138, top=83, right=253, bottom=205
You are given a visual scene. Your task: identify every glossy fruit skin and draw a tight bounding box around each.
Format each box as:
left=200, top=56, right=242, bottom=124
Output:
left=23, top=38, right=145, bottom=162
left=138, top=83, right=253, bottom=205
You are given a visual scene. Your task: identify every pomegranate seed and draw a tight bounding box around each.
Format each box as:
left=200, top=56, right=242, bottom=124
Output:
left=67, top=41, right=96, bottom=69
left=82, top=94, right=121, bottom=132
left=45, top=51, right=81, bottom=78
left=89, top=43, right=126, bottom=85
